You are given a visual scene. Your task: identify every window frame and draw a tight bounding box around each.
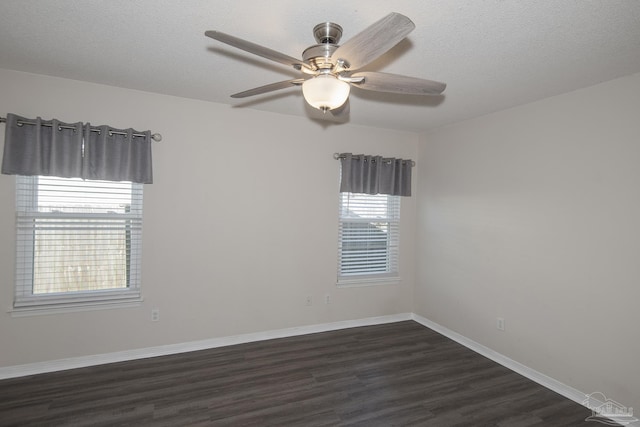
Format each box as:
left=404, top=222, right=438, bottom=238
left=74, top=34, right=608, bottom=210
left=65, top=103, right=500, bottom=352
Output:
left=12, top=175, right=144, bottom=314
left=337, top=191, right=401, bottom=286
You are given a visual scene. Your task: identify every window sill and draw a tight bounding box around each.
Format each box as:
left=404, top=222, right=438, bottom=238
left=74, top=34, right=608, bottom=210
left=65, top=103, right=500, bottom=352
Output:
left=337, top=276, right=402, bottom=288
left=8, top=297, right=143, bottom=317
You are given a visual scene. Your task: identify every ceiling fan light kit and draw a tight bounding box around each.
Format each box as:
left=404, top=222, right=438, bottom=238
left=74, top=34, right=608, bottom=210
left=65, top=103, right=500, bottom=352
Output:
left=205, top=12, right=446, bottom=116
left=302, top=75, right=351, bottom=112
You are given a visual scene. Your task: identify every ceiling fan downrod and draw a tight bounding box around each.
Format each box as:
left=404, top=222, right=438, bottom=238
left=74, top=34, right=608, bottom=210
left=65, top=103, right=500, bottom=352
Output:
left=313, top=22, right=343, bottom=44
left=302, top=22, right=344, bottom=72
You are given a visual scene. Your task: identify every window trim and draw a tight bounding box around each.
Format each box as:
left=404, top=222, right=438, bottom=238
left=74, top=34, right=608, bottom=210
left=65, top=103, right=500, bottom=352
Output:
left=336, top=275, right=402, bottom=288
left=11, top=176, right=144, bottom=314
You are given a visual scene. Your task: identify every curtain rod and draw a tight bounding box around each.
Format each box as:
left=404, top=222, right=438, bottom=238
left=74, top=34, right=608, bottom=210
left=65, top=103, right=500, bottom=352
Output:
left=0, top=116, right=162, bottom=142
left=333, top=152, right=416, bottom=167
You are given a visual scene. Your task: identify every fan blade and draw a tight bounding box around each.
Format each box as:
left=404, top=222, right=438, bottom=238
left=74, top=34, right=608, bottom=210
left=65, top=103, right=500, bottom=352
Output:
left=351, top=72, right=446, bottom=95
left=205, top=30, right=309, bottom=71
left=330, top=13, right=415, bottom=71
left=231, top=79, right=305, bottom=98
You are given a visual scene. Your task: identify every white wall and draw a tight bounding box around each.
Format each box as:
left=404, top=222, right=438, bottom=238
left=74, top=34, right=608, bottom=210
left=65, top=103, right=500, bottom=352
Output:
left=0, top=69, right=418, bottom=366
left=3, top=66, right=638, bottom=410
left=416, top=72, right=640, bottom=408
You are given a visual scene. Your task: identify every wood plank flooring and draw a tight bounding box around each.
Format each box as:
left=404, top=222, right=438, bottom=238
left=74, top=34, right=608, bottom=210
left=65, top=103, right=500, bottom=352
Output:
left=0, top=321, right=605, bottom=426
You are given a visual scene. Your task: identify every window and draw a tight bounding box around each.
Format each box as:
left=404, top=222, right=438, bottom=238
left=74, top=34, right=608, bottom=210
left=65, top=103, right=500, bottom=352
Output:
left=13, top=176, right=143, bottom=311
left=337, top=191, right=400, bottom=284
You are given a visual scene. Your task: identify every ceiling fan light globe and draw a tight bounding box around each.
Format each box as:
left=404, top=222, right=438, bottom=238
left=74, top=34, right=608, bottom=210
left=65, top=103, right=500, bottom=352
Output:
left=302, top=75, right=350, bottom=111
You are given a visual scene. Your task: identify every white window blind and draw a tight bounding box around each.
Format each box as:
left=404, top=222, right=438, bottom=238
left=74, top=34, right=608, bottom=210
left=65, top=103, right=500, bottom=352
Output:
left=338, top=192, right=400, bottom=282
left=14, top=176, right=143, bottom=309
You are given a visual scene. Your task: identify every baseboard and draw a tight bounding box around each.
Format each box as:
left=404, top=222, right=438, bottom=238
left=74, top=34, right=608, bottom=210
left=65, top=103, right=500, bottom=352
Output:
left=410, top=313, right=588, bottom=404
left=0, top=312, right=412, bottom=380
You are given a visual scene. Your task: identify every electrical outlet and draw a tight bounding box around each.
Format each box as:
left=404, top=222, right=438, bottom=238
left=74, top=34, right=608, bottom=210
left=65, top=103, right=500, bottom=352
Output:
left=151, top=308, right=160, bottom=322
left=305, top=296, right=312, bottom=306
left=496, top=317, right=505, bottom=331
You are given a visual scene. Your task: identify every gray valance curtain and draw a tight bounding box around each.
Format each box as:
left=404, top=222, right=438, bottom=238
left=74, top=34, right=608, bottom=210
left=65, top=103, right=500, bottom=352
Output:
left=1, top=114, right=153, bottom=183
left=339, top=152, right=413, bottom=196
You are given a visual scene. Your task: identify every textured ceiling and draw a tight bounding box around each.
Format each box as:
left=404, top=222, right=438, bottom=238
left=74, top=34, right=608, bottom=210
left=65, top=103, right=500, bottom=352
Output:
left=1, top=0, right=640, bottom=132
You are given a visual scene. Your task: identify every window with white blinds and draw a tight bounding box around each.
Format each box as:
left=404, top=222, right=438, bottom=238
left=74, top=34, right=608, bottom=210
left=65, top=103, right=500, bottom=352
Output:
left=14, top=176, right=143, bottom=309
left=338, top=192, right=400, bottom=283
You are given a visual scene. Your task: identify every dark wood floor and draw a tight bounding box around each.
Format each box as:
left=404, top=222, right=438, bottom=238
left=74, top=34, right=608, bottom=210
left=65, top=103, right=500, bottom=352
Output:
left=0, top=321, right=604, bottom=426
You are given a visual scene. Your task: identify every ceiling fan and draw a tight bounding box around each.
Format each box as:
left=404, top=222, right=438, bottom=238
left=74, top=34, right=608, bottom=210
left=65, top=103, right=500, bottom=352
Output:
left=205, top=12, right=446, bottom=116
